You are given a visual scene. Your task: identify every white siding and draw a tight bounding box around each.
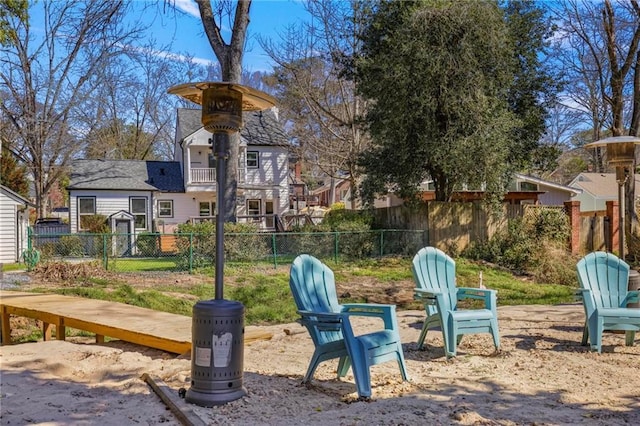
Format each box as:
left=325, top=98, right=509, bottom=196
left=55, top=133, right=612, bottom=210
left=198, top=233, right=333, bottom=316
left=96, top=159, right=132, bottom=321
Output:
left=0, top=191, right=28, bottom=263
left=537, top=186, right=573, bottom=206
left=69, top=190, right=153, bottom=233
left=154, top=193, right=195, bottom=233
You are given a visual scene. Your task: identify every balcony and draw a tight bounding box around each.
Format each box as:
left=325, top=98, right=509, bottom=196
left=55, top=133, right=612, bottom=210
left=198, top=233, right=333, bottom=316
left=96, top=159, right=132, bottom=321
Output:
left=188, top=167, right=247, bottom=185
left=190, top=168, right=215, bottom=184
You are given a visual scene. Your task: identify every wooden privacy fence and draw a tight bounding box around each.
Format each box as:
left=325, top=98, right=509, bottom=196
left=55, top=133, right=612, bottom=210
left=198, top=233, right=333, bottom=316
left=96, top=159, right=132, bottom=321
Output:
left=578, top=213, right=609, bottom=253
left=373, top=201, right=615, bottom=255
left=373, top=202, right=528, bottom=253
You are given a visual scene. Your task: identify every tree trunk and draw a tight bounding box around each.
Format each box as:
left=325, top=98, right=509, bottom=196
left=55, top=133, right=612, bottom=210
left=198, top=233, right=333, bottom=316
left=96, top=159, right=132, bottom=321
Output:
left=196, top=0, right=251, bottom=223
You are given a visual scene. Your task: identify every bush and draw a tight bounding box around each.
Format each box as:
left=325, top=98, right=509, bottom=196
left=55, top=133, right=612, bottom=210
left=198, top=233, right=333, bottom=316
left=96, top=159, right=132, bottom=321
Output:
left=173, top=221, right=270, bottom=267
left=135, top=233, right=160, bottom=257
left=463, top=207, right=574, bottom=285
left=59, top=235, right=85, bottom=257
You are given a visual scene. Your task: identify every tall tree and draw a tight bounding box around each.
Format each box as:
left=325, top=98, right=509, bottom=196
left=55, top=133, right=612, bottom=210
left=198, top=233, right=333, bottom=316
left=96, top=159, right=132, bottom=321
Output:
left=0, top=145, right=28, bottom=197
left=195, top=0, right=251, bottom=222
left=503, top=0, right=563, bottom=178
left=261, top=0, right=370, bottom=208
left=357, top=0, right=545, bottom=205
left=0, top=0, right=26, bottom=46
left=78, top=39, right=201, bottom=161
left=553, top=0, right=640, bottom=245
left=0, top=1, right=146, bottom=218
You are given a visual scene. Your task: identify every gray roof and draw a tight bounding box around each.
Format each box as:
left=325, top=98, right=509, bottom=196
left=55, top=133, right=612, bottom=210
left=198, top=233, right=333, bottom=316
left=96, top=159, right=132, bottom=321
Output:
left=68, top=160, right=184, bottom=192
left=177, top=108, right=289, bottom=146
left=1, top=184, right=33, bottom=206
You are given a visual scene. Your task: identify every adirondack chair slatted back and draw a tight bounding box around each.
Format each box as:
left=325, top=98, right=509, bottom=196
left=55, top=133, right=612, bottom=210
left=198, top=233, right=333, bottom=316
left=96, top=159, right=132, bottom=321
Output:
left=289, top=254, right=342, bottom=345
left=412, top=246, right=457, bottom=313
left=412, top=246, right=500, bottom=357
left=577, top=252, right=630, bottom=309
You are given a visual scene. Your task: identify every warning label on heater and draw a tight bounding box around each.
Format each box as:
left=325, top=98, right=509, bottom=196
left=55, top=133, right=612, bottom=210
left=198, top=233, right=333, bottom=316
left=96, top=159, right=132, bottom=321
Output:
left=194, top=346, right=212, bottom=367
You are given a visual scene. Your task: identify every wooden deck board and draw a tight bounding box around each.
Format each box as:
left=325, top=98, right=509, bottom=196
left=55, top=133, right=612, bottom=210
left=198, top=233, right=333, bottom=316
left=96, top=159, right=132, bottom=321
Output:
left=0, top=290, right=272, bottom=354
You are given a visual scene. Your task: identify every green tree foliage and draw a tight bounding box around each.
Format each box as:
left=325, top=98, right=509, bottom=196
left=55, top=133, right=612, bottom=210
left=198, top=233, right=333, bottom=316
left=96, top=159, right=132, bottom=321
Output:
left=503, top=0, right=562, bottom=171
left=0, top=0, right=26, bottom=46
left=356, top=0, right=558, bottom=205
left=0, top=146, right=28, bottom=197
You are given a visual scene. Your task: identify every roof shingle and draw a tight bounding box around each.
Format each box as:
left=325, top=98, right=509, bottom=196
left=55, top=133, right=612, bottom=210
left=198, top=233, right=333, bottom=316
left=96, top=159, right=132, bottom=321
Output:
left=68, top=160, right=184, bottom=192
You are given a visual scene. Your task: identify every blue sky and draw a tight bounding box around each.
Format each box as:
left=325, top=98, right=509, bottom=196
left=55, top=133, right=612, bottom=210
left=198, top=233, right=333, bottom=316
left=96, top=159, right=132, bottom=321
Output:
left=153, top=0, right=309, bottom=73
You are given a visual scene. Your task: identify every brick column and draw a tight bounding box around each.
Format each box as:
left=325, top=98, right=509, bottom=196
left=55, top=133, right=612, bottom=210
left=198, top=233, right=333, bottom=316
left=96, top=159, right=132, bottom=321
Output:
left=606, top=200, right=619, bottom=255
left=564, top=201, right=581, bottom=255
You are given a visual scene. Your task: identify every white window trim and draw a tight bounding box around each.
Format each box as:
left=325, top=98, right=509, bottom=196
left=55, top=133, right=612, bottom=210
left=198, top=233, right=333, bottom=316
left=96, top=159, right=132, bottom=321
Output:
left=246, top=151, right=259, bottom=169
left=130, top=197, right=148, bottom=230
left=77, top=197, right=96, bottom=231
left=158, top=200, right=174, bottom=218
left=246, top=199, right=261, bottom=216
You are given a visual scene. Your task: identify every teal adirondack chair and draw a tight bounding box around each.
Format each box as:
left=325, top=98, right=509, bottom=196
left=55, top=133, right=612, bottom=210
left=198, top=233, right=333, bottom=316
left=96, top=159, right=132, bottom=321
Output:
left=576, top=251, right=640, bottom=353
left=289, top=254, right=409, bottom=398
left=412, top=247, right=500, bottom=357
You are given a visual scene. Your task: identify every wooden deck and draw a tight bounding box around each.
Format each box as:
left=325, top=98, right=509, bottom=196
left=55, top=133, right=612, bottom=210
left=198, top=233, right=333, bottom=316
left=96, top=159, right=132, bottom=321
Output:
left=0, top=290, right=272, bottom=354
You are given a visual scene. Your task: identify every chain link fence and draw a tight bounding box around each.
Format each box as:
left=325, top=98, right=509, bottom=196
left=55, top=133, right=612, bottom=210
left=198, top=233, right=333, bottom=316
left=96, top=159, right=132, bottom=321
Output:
left=28, top=229, right=429, bottom=273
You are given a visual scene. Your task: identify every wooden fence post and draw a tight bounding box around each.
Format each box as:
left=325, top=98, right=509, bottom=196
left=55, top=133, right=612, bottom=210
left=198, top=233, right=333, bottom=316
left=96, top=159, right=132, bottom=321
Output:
left=564, top=201, right=581, bottom=255
left=606, top=200, right=619, bottom=255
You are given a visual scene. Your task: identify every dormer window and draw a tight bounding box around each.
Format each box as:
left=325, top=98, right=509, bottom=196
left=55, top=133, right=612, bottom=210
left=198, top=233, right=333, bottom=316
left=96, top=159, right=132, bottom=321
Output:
left=246, top=151, right=259, bottom=168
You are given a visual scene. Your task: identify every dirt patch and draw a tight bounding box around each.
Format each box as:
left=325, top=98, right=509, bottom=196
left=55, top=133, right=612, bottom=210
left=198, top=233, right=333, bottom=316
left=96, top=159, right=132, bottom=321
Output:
left=1, top=306, right=639, bottom=425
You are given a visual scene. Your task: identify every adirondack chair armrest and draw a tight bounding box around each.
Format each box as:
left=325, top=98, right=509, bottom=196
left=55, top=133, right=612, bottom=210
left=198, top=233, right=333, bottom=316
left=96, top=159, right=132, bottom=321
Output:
left=340, top=303, right=398, bottom=330
left=620, top=290, right=640, bottom=307
left=457, top=287, right=497, bottom=310
left=297, top=310, right=343, bottom=324
left=413, top=288, right=441, bottom=304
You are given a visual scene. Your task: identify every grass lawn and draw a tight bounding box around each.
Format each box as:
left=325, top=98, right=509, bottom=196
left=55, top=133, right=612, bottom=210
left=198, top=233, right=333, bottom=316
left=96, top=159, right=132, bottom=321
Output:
left=19, top=256, right=579, bottom=327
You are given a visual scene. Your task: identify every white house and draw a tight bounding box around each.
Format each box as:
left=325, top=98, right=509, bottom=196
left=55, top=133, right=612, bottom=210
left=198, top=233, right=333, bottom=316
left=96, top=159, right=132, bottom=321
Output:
left=67, top=108, right=290, bottom=237
left=373, top=173, right=581, bottom=208
left=0, top=185, right=32, bottom=263
left=569, top=172, right=640, bottom=212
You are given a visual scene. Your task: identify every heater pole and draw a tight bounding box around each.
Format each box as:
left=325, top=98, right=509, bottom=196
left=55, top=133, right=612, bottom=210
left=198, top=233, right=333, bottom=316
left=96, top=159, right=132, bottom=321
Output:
left=213, top=134, right=228, bottom=300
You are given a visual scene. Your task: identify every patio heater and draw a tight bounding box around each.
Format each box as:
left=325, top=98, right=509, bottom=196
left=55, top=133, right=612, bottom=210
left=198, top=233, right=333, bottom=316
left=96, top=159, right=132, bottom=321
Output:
left=585, top=136, right=640, bottom=259
left=168, top=82, right=276, bottom=407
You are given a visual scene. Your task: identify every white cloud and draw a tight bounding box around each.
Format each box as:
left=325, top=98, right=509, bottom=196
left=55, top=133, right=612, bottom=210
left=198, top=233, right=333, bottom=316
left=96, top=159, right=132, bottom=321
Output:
left=173, top=0, right=200, bottom=18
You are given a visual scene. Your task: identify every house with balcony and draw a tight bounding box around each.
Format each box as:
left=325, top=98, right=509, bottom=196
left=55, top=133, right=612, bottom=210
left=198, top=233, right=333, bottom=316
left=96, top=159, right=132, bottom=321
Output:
left=67, top=108, right=290, bottom=241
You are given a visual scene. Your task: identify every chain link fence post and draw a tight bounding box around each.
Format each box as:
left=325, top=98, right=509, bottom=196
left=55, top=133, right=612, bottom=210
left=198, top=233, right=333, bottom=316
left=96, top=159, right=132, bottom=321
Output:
left=189, top=233, right=194, bottom=274
left=271, top=233, right=277, bottom=268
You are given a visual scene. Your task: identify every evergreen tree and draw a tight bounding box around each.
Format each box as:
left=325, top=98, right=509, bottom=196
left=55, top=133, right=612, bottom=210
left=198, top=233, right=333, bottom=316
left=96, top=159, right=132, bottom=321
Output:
left=1, top=146, right=29, bottom=197
left=356, top=0, right=558, bottom=205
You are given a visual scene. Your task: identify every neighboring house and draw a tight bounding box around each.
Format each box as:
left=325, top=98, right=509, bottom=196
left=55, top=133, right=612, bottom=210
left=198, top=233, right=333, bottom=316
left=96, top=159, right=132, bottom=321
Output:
left=373, top=173, right=581, bottom=208
left=310, top=178, right=352, bottom=209
left=67, top=108, right=290, bottom=238
left=569, top=172, right=640, bottom=212
left=0, top=185, right=32, bottom=263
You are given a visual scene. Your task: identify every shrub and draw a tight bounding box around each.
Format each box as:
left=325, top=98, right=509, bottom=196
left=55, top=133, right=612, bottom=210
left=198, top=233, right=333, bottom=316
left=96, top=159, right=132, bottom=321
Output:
left=59, top=235, right=85, bottom=257
left=464, top=207, right=574, bottom=285
left=135, top=233, right=160, bottom=257
left=173, top=221, right=270, bottom=267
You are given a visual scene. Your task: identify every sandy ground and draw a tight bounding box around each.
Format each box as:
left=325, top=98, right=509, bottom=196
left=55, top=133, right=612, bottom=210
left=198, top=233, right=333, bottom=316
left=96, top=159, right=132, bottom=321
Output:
left=1, top=304, right=639, bottom=426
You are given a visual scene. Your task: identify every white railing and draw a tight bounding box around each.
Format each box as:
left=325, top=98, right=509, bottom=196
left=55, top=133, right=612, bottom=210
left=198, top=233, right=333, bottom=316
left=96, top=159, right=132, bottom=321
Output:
left=189, top=167, right=248, bottom=184
left=190, top=168, right=215, bottom=183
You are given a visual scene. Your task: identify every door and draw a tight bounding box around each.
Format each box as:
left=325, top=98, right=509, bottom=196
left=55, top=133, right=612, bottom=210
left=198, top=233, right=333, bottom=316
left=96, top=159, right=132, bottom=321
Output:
left=265, top=201, right=274, bottom=228
left=115, top=220, right=131, bottom=256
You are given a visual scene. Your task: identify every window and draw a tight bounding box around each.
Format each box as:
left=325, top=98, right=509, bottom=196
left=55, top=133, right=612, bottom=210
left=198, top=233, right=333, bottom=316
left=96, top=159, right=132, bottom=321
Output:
left=246, top=151, right=259, bottom=168
left=520, top=182, right=538, bottom=191
left=78, top=197, right=96, bottom=230
left=247, top=199, right=261, bottom=216
left=199, top=201, right=216, bottom=217
left=130, top=197, right=148, bottom=230
left=158, top=200, right=173, bottom=218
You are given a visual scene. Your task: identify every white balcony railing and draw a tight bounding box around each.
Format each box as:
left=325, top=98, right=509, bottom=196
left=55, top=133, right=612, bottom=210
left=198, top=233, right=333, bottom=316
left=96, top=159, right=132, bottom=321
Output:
left=188, top=167, right=247, bottom=184
left=190, top=168, right=215, bottom=183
